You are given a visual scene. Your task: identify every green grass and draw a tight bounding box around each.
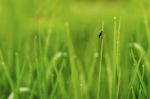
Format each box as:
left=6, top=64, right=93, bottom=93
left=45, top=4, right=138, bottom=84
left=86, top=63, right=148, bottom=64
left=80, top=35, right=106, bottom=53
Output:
left=0, top=0, right=150, bottom=99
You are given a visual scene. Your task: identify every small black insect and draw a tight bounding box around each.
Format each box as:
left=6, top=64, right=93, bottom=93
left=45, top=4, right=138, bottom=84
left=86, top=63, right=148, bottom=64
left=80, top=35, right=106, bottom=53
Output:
left=98, top=30, right=103, bottom=38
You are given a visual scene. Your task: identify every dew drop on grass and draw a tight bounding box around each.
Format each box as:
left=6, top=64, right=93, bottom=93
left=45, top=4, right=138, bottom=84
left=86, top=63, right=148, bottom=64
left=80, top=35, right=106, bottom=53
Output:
left=142, top=64, right=145, bottom=72
left=20, top=87, right=30, bottom=92
left=1, top=62, right=5, bottom=65
left=114, top=16, right=117, bottom=20
left=94, top=52, right=99, bottom=58
left=142, top=64, right=144, bottom=68
left=80, top=74, right=86, bottom=90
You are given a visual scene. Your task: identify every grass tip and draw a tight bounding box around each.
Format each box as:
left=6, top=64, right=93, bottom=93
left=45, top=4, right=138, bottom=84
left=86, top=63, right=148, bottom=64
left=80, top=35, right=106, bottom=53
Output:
left=7, top=87, right=30, bottom=99
left=53, top=52, right=63, bottom=61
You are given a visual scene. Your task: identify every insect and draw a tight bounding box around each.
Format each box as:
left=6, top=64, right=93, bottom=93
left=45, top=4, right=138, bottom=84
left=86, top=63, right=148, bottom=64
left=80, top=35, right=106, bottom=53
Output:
left=98, top=30, right=103, bottom=38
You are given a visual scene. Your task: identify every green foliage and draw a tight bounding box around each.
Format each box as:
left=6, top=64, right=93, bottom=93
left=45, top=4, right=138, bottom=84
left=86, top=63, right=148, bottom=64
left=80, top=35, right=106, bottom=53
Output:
left=0, top=0, right=150, bottom=99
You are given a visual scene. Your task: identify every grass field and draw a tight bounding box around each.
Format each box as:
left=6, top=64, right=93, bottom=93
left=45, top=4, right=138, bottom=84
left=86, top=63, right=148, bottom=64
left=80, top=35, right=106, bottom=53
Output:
left=0, top=0, right=150, bottom=99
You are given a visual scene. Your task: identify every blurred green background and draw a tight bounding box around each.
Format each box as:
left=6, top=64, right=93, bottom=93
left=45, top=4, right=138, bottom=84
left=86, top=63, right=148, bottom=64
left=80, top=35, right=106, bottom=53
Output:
left=0, top=0, right=150, bottom=99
